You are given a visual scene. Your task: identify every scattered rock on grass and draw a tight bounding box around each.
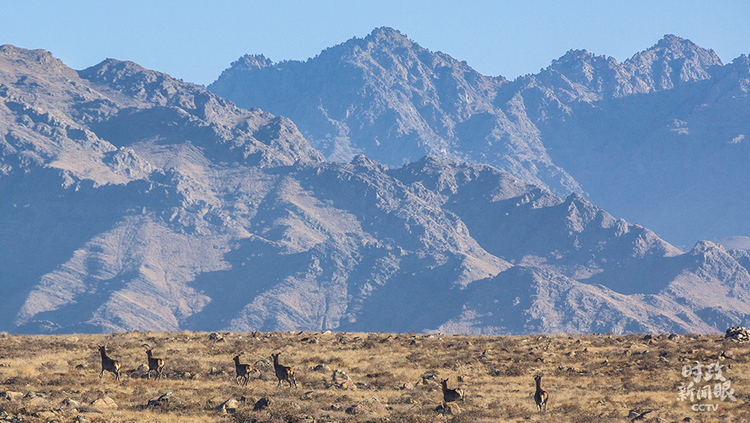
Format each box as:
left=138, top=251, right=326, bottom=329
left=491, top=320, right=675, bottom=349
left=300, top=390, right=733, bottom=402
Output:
left=92, top=396, right=117, bottom=410
left=436, top=403, right=461, bottom=415
left=253, top=397, right=270, bottom=411
left=313, top=364, right=331, bottom=372
left=217, top=398, right=239, bottom=413
left=143, top=392, right=171, bottom=410
left=0, top=391, right=23, bottom=401
left=345, top=404, right=361, bottom=415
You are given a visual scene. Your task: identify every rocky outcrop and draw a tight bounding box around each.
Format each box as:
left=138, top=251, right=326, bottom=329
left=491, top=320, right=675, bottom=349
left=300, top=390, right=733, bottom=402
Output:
left=725, top=326, right=750, bottom=342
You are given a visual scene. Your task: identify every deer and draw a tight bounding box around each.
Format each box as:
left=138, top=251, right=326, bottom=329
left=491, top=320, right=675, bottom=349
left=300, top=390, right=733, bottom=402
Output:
left=98, top=345, right=121, bottom=382
left=441, top=378, right=464, bottom=405
left=145, top=348, right=165, bottom=380
left=271, top=352, right=297, bottom=388
left=534, top=374, right=548, bottom=412
left=233, top=354, right=253, bottom=386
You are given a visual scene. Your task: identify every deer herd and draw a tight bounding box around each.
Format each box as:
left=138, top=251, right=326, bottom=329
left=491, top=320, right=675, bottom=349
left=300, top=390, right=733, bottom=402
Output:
left=96, top=339, right=550, bottom=413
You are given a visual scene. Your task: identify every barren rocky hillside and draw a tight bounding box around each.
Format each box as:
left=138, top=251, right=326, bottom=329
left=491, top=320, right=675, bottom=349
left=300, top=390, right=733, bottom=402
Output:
left=209, top=28, right=750, bottom=248
left=1, top=44, right=749, bottom=335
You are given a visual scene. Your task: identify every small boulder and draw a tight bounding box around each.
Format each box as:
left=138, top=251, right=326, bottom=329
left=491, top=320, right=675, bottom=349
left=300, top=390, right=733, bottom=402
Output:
left=62, top=398, right=80, bottom=409
left=313, top=364, right=331, bottom=372
left=0, top=391, right=23, bottom=401
left=253, top=397, right=270, bottom=411
left=720, top=350, right=735, bottom=360
left=630, top=409, right=660, bottom=421
left=217, top=398, right=239, bottom=413
left=436, top=403, right=461, bottom=415
left=92, top=396, right=117, bottom=410
left=363, top=397, right=385, bottom=412
left=35, top=410, right=57, bottom=419
left=144, top=392, right=171, bottom=410
left=345, top=404, right=362, bottom=415
left=24, top=393, right=48, bottom=407
left=331, top=369, right=353, bottom=389
left=447, top=402, right=462, bottom=415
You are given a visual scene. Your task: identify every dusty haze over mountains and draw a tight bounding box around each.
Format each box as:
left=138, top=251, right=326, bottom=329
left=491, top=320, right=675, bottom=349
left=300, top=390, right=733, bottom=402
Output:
left=1, top=29, right=749, bottom=335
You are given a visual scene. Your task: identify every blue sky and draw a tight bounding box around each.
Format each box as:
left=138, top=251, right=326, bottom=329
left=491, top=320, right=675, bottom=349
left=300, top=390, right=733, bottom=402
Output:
left=2, top=1, right=749, bottom=86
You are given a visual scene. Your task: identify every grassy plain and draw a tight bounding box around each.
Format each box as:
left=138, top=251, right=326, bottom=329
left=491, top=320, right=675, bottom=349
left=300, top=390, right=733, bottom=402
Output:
left=0, top=331, right=747, bottom=422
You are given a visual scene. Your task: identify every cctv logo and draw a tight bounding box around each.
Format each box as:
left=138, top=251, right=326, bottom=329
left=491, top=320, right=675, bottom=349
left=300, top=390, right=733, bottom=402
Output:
left=691, top=404, right=720, bottom=412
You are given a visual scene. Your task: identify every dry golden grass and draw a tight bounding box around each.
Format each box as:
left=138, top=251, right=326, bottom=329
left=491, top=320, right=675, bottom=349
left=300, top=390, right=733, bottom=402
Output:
left=0, top=331, right=748, bottom=422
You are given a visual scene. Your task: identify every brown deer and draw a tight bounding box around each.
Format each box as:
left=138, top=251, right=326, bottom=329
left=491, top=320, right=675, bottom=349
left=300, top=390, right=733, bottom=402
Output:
left=534, top=374, right=548, bottom=412
left=233, top=355, right=253, bottom=386
left=271, top=352, right=297, bottom=388
left=98, top=345, right=121, bottom=382
left=146, top=349, right=165, bottom=380
left=441, top=378, right=464, bottom=405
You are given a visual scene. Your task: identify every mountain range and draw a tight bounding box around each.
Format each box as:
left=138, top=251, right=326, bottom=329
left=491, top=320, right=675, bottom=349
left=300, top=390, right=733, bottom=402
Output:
left=210, top=28, right=750, bottom=248
left=1, top=32, right=749, bottom=335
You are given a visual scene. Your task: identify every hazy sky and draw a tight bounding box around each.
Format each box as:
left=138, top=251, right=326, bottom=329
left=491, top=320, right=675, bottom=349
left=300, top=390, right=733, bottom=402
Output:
left=2, top=1, right=748, bottom=86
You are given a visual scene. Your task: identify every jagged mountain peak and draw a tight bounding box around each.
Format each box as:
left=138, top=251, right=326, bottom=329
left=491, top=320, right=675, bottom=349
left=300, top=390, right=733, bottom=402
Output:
left=325, top=25, right=477, bottom=75
left=652, top=34, right=720, bottom=61
left=547, top=48, right=619, bottom=75
left=522, top=34, right=723, bottom=102
left=560, top=192, right=610, bottom=231
left=350, top=153, right=387, bottom=172
left=688, top=240, right=729, bottom=258
left=623, top=34, right=722, bottom=89
left=364, top=26, right=412, bottom=45
left=0, top=45, right=80, bottom=91
left=555, top=49, right=598, bottom=63
left=0, top=44, right=69, bottom=71
left=628, top=33, right=722, bottom=66
left=226, top=54, right=275, bottom=71
left=80, top=58, right=189, bottom=94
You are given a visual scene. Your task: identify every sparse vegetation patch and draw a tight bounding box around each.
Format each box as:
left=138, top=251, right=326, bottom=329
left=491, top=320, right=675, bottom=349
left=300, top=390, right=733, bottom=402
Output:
left=0, top=331, right=747, bottom=422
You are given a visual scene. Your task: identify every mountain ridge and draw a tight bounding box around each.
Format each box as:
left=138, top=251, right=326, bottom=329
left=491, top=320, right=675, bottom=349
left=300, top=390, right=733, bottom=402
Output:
left=209, top=29, right=748, bottom=247
left=1, top=43, right=749, bottom=335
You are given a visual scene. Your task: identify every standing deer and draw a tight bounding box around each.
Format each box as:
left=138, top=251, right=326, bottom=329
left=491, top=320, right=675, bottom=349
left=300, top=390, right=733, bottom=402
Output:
left=271, top=353, right=297, bottom=388
left=146, top=349, right=165, bottom=380
left=233, top=355, right=253, bottom=386
left=441, top=378, right=464, bottom=405
left=534, top=374, right=548, bottom=412
left=98, top=345, right=121, bottom=382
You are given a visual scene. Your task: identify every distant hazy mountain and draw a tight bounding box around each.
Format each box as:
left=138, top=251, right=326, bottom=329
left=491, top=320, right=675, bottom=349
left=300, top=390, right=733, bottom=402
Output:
left=1, top=44, right=749, bottom=335
left=209, top=28, right=750, bottom=248
left=209, top=27, right=583, bottom=199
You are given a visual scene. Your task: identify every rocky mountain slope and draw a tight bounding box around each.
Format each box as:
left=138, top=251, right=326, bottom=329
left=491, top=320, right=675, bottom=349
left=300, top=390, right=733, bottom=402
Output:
left=1, top=44, right=749, bottom=335
left=209, top=28, right=750, bottom=248
left=209, top=27, right=582, bottom=198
